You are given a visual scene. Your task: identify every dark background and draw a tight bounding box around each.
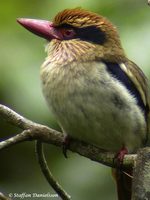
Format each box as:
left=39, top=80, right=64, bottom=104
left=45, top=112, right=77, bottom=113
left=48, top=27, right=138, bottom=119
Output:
left=0, top=1, right=150, bottom=199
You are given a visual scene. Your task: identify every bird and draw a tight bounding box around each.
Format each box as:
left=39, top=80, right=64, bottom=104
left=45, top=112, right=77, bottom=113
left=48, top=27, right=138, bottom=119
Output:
left=17, top=8, right=150, bottom=200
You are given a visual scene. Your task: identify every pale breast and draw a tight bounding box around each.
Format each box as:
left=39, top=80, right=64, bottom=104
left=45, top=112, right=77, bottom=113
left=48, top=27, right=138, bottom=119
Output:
left=41, top=61, right=146, bottom=153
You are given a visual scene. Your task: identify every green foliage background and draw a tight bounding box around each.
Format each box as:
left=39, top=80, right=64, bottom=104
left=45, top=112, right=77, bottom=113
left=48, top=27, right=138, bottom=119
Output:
left=0, top=1, right=150, bottom=199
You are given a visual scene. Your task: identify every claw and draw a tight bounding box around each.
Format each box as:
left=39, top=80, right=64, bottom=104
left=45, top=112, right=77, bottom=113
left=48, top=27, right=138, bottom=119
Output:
left=114, top=146, right=128, bottom=168
left=62, top=135, right=70, bottom=158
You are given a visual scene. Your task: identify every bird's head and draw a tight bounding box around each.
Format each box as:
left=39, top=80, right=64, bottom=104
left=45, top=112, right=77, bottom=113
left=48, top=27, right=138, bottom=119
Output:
left=17, top=8, right=126, bottom=64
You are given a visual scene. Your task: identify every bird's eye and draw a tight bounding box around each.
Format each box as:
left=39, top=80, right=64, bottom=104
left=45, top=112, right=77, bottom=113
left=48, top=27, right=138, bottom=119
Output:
left=60, top=28, right=76, bottom=39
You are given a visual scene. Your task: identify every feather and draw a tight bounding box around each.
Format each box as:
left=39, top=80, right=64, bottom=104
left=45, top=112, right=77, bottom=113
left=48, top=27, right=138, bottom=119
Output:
left=18, top=8, right=150, bottom=200
left=53, top=8, right=102, bottom=27
left=105, top=61, right=148, bottom=118
left=121, top=60, right=150, bottom=143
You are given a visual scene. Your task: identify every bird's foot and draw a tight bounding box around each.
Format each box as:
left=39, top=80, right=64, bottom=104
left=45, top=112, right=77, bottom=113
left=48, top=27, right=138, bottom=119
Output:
left=114, top=146, right=128, bottom=168
left=62, top=135, right=71, bottom=158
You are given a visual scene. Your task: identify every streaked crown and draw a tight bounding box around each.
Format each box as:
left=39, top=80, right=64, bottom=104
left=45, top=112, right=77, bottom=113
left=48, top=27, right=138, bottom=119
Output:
left=47, top=8, right=125, bottom=63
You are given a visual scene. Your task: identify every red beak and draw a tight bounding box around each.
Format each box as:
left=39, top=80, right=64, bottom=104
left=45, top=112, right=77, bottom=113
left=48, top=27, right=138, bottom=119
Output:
left=17, top=18, right=62, bottom=40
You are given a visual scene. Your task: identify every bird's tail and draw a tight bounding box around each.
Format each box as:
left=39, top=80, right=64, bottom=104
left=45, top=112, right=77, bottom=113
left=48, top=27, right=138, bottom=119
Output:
left=112, top=168, right=133, bottom=200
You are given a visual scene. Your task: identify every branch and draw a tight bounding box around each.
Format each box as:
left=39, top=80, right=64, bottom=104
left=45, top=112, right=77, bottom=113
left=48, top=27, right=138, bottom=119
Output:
left=0, top=193, right=11, bottom=200
left=0, top=130, right=32, bottom=150
left=35, top=141, right=71, bottom=200
left=0, top=104, right=138, bottom=200
left=0, top=104, right=37, bottom=129
left=0, top=104, right=136, bottom=169
left=132, top=147, right=150, bottom=199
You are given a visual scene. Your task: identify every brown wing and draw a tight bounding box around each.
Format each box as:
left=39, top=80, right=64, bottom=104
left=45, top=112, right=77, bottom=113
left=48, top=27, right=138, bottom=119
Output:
left=120, top=59, right=150, bottom=144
